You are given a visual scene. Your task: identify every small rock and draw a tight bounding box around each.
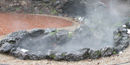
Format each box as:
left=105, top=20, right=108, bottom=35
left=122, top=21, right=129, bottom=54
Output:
left=43, top=0, right=50, bottom=3
left=53, top=1, right=60, bottom=7
left=1, top=7, right=7, bottom=12
left=127, top=29, right=130, bottom=34
left=44, top=28, right=56, bottom=34
left=118, top=27, right=127, bottom=33
left=57, top=9, right=63, bottom=13
left=0, top=42, right=13, bottom=52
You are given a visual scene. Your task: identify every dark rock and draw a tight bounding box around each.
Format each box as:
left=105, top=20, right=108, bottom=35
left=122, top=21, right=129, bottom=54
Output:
left=89, top=50, right=101, bottom=59
left=121, top=36, right=129, bottom=40
left=0, top=7, right=7, bottom=12
left=56, top=4, right=63, bottom=9
left=0, top=0, right=75, bottom=16
left=30, top=28, right=45, bottom=37
left=43, top=0, right=50, bottom=3
left=7, top=30, right=28, bottom=39
left=113, top=30, right=119, bottom=35
left=10, top=47, right=29, bottom=59
left=119, top=39, right=129, bottom=45
left=56, top=9, right=63, bottom=13
left=54, top=53, right=65, bottom=60
left=7, top=6, right=15, bottom=11
left=53, top=1, right=60, bottom=7
left=0, top=42, right=13, bottom=53
left=32, top=0, right=42, bottom=1
left=34, top=7, right=40, bottom=13
left=55, top=30, right=70, bottom=45
left=28, top=54, right=39, bottom=60
left=121, top=33, right=128, bottom=37
left=62, top=0, right=87, bottom=17
left=44, top=28, right=56, bottom=34
left=0, top=37, right=17, bottom=45
left=80, top=48, right=90, bottom=59
left=115, top=42, right=129, bottom=52
left=125, top=22, right=130, bottom=28
left=118, top=27, right=127, bottom=33
left=101, top=47, right=114, bottom=57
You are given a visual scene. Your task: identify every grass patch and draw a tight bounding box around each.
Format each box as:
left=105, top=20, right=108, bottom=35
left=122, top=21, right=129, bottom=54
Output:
left=68, top=32, right=73, bottom=38
left=113, top=51, right=117, bottom=54
left=49, top=30, right=58, bottom=36
left=62, top=53, right=65, bottom=56
left=96, top=51, right=101, bottom=55
left=39, top=11, right=43, bottom=14
left=98, top=51, right=101, bottom=55
left=51, top=55, right=55, bottom=59
left=51, top=10, right=57, bottom=15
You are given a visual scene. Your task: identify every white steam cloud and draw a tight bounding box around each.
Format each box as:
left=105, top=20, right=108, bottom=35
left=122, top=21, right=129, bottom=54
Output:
left=56, top=0, right=130, bottom=52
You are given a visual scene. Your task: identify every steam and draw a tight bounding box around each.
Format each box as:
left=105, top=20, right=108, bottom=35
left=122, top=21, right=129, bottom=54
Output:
left=56, top=0, right=130, bottom=52
left=19, top=0, right=130, bottom=53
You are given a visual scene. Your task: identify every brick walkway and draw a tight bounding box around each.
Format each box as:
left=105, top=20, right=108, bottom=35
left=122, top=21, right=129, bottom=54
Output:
left=0, top=13, right=73, bottom=36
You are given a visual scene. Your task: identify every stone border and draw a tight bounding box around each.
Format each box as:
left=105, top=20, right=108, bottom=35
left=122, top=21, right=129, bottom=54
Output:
left=0, top=22, right=129, bottom=61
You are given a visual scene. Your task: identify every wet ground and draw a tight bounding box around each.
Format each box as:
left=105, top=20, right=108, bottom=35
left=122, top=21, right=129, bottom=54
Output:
left=0, top=13, right=73, bottom=36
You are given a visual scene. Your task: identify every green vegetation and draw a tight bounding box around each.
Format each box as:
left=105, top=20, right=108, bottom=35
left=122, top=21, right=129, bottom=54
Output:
left=98, top=51, right=101, bottom=55
left=68, top=32, right=73, bottom=38
left=51, top=55, right=55, bottom=59
left=117, top=33, right=120, bottom=36
left=16, top=7, right=21, bottom=11
left=113, top=51, right=117, bottom=54
left=62, top=53, right=65, bottom=56
left=51, top=10, right=57, bottom=15
left=39, top=11, right=43, bottom=14
left=49, top=29, right=58, bottom=36
left=96, top=51, right=101, bottom=55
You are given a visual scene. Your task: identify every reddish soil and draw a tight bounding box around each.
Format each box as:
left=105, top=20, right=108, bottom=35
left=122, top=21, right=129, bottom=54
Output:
left=0, top=13, right=73, bottom=36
